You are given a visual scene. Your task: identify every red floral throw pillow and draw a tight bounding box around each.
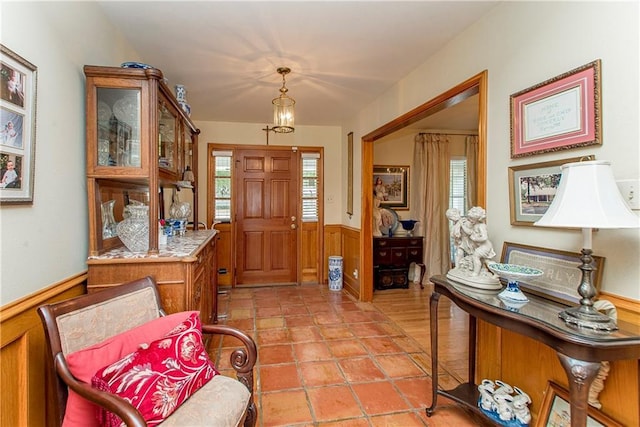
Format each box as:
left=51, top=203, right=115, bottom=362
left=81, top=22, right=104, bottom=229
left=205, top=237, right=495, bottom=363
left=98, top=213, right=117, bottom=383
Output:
left=92, top=312, right=218, bottom=426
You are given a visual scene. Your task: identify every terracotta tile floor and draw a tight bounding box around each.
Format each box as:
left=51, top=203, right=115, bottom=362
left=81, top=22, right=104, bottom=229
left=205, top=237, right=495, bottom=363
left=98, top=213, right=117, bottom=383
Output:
left=209, top=283, right=492, bottom=427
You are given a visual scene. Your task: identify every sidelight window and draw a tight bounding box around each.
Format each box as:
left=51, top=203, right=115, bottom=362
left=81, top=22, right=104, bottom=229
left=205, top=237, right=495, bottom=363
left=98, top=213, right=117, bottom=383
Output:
left=301, top=153, right=319, bottom=221
left=212, top=151, right=232, bottom=222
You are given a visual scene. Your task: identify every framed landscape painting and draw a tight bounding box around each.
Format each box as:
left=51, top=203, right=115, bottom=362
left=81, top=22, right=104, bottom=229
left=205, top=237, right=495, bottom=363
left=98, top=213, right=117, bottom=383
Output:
left=508, top=156, right=593, bottom=226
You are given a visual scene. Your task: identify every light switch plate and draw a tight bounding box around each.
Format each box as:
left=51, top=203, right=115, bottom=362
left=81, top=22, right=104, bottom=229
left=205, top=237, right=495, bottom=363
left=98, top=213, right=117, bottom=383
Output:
left=616, top=179, right=640, bottom=210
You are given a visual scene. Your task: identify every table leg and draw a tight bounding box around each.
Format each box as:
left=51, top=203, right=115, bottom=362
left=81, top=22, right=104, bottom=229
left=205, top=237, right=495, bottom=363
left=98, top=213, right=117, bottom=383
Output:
left=426, top=291, right=441, bottom=416
left=557, top=353, right=602, bottom=427
left=468, top=315, right=476, bottom=383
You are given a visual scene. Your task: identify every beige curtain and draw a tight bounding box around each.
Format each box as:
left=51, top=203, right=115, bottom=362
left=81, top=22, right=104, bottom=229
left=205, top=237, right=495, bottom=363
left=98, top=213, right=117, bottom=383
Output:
left=465, top=135, right=478, bottom=208
left=413, top=133, right=451, bottom=283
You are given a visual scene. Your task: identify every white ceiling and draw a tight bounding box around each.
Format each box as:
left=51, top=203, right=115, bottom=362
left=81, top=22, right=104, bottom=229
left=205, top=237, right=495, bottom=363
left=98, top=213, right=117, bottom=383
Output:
left=97, top=1, right=496, bottom=128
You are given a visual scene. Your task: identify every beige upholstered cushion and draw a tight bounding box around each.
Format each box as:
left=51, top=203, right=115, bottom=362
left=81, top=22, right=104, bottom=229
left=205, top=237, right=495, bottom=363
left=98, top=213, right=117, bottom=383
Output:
left=56, top=287, right=160, bottom=354
left=159, top=375, right=250, bottom=427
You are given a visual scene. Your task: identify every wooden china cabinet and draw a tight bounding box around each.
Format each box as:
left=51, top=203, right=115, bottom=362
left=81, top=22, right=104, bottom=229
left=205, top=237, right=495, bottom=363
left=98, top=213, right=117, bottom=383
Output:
left=83, top=65, right=219, bottom=323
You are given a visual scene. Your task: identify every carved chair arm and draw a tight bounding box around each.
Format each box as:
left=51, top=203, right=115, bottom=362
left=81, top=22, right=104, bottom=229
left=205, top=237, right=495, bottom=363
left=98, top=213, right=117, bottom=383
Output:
left=202, top=324, right=257, bottom=374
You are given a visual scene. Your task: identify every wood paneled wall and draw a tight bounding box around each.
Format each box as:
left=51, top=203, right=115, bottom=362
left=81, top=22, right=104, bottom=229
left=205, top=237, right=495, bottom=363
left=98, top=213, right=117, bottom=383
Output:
left=300, top=221, right=320, bottom=284
left=476, top=292, right=640, bottom=426
left=340, top=226, right=361, bottom=298
left=0, top=273, right=87, bottom=427
left=323, top=225, right=361, bottom=299
left=214, top=223, right=233, bottom=286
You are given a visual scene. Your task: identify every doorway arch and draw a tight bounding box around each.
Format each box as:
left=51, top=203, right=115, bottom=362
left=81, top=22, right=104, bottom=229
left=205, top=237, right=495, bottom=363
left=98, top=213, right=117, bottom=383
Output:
left=359, top=70, right=488, bottom=301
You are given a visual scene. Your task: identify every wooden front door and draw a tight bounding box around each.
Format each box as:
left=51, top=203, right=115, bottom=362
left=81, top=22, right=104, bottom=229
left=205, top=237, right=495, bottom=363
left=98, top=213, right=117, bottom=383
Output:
left=235, top=148, right=299, bottom=285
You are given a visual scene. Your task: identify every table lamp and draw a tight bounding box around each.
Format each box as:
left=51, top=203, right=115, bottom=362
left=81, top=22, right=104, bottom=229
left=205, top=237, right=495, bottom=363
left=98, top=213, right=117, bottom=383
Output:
left=534, top=160, right=640, bottom=331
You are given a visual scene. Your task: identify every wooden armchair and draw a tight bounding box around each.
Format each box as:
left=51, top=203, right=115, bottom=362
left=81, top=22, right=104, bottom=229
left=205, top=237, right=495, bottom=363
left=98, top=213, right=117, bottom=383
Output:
left=38, top=276, right=257, bottom=427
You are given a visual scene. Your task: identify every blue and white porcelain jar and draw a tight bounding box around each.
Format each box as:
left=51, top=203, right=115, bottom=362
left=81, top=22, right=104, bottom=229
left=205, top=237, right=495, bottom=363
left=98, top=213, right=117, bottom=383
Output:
left=174, top=84, right=187, bottom=102
left=328, top=256, right=343, bottom=291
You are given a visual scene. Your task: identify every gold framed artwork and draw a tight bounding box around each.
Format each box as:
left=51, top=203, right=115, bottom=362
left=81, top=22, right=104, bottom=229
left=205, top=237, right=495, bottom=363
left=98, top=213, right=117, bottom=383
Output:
left=373, top=165, right=409, bottom=210
left=510, top=60, right=601, bottom=158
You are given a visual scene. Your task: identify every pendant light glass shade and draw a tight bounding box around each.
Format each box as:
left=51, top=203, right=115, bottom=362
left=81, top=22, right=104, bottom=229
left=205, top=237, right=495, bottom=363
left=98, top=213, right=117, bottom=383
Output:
left=272, top=67, right=295, bottom=133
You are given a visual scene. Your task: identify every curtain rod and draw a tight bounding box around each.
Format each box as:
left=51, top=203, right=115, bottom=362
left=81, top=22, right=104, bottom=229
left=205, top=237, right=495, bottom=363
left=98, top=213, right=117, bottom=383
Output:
left=418, top=132, right=478, bottom=136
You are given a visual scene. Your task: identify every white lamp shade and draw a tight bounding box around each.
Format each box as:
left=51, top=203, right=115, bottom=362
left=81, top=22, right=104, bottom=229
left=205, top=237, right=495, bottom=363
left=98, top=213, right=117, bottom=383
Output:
left=534, top=160, right=640, bottom=229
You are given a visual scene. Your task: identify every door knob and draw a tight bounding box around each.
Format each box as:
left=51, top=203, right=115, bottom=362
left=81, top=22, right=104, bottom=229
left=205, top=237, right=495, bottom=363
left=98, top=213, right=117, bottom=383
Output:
left=291, top=224, right=297, bottom=229
left=291, top=216, right=296, bottom=222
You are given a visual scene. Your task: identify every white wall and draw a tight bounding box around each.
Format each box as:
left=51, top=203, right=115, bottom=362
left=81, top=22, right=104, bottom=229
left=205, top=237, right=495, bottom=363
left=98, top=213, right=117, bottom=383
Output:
left=0, top=2, right=139, bottom=304
left=193, top=121, right=342, bottom=225
left=345, top=1, right=640, bottom=298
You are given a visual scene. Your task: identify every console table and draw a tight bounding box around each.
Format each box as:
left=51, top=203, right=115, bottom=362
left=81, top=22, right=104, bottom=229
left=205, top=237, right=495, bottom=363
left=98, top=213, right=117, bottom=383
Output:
left=426, top=275, right=640, bottom=427
left=373, top=236, right=425, bottom=290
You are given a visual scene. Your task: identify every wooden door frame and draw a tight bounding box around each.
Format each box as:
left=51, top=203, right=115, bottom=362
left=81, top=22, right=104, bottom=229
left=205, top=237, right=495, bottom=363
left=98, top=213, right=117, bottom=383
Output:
left=359, top=70, right=488, bottom=302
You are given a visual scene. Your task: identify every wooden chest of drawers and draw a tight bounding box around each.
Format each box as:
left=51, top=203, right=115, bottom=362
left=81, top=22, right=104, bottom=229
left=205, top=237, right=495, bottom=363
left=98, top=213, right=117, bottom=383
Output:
left=373, top=236, right=424, bottom=290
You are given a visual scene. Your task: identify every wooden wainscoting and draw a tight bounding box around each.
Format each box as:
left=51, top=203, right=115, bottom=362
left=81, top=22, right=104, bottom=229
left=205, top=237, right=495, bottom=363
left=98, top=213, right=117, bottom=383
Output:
left=0, top=273, right=87, bottom=427
left=300, top=221, right=320, bottom=284
left=323, top=224, right=342, bottom=288
left=340, top=226, right=361, bottom=299
left=476, top=292, right=640, bottom=427
left=323, top=225, right=361, bottom=300
left=214, top=222, right=233, bottom=287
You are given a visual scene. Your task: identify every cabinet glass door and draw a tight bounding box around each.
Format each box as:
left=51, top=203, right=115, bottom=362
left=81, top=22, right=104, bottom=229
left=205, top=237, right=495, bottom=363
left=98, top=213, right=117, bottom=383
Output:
left=96, top=88, right=141, bottom=167
left=158, top=101, right=177, bottom=172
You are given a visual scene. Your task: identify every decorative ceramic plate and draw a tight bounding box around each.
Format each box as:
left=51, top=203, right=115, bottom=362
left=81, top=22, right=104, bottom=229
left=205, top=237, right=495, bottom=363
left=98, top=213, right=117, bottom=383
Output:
left=486, top=263, right=544, bottom=282
left=121, top=61, right=154, bottom=69
left=97, top=101, right=112, bottom=124
left=487, top=262, right=544, bottom=303
left=379, top=208, right=399, bottom=236
left=113, top=97, right=139, bottom=126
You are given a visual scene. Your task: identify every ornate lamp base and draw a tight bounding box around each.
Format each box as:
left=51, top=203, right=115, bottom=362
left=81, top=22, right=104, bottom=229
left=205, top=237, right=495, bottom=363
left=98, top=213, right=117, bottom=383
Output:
left=559, top=305, right=618, bottom=331
left=560, top=248, right=618, bottom=332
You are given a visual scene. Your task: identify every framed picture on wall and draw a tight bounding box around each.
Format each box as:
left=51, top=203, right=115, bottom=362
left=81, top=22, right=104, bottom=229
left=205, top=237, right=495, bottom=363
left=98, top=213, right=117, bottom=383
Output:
left=0, top=44, right=37, bottom=204
left=535, top=381, right=623, bottom=427
left=510, top=60, right=601, bottom=158
left=347, top=132, right=353, bottom=217
left=373, top=165, right=409, bottom=210
left=508, top=155, right=594, bottom=226
left=500, top=241, right=604, bottom=306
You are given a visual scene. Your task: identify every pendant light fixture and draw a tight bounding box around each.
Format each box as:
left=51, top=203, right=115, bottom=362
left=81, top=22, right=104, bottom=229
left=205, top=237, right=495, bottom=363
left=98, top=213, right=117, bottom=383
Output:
left=270, top=67, right=295, bottom=133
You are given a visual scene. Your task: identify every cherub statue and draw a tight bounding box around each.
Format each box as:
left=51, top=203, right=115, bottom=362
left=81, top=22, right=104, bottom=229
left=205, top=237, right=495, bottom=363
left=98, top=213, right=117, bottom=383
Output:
left=446, top=206, right=500, bottom=289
